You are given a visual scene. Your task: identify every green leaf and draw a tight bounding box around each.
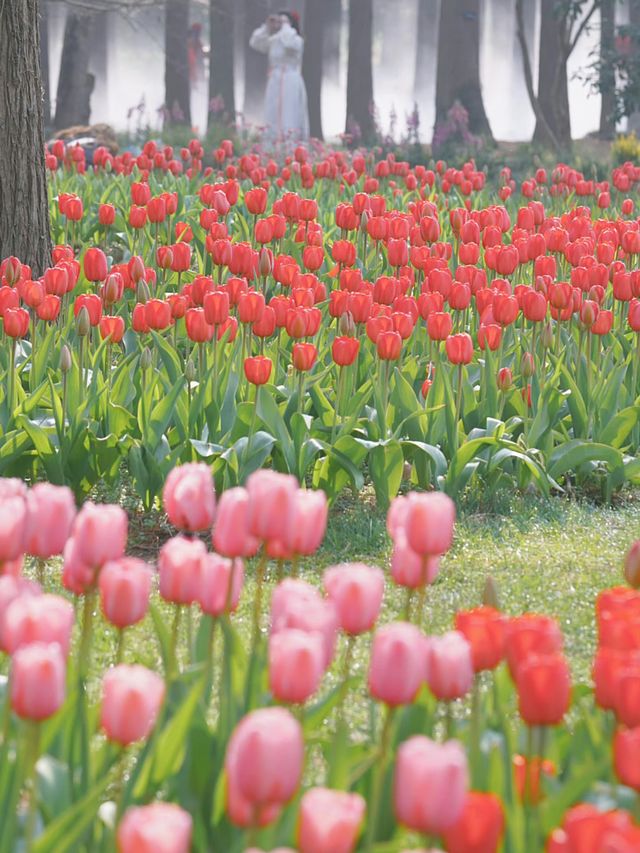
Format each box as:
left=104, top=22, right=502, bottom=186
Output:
left=547, top=440, right=624, bottom=481
left=32, top=778, right=108, bottom=853
left=369, top=441, right=404, bottom=508
left=597, top=406, right=640, bottom=449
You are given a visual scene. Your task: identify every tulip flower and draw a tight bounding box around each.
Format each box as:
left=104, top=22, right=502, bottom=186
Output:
left=323, top=563, right=384, bottom=635
left=100, top=664, right=165, bottom=746
left=269, top=628, right=325, bottom=704
left=442, top=791, right=504, bottom=853
left=99, top=557, right=153, bottom=630
left=162, top=462, right=216, bottom=533
left=298, top=787, right=366, bottom=853
left=11, top=642, right=66, bottom=721
left=4, top=593, right=74, bottom=657
left=117, top=803, right=192, bottom=853
left=426, top=631, right=474, bottom=702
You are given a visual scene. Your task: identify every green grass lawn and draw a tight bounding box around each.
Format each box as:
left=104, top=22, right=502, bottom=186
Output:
left=24, top=487, right=640, bottom=690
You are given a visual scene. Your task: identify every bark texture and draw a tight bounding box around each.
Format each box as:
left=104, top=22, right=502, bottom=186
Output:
left=434, top=0, right=493, bottom=138
left=165, top=0, right=192, bottom=126
left=54, top=10, right=95, bottom=129
left=533, top=0, right=571, bottom=147
left=346, top=0, right=374, bottom=140
left=302, top=0, right=325, bottom=139
left=0, top=0, right=52, bottom=275
left=243, top=0, right=270, bottom=124
left=209, top=0, right=236, bottom=127
left=599, top=0, right=616, bottom=138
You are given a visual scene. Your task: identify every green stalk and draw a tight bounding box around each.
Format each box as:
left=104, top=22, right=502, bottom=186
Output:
left=331, top=366, right=346, bottom=443
left=23, top=722, right=40, bottom=852
left=364, top=706, right=396, bottom=851
left=77, top=589, right=96, bottom=681
left=168, top=605, right=182, bottom=680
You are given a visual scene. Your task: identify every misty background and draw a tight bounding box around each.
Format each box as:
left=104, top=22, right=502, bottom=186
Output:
left=44, top=0, right=632, bottom=142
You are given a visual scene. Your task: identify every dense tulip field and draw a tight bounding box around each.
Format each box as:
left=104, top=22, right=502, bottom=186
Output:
left=2, top=139, right=640, bottom=505
left=0, top=465, right=640, bottom=852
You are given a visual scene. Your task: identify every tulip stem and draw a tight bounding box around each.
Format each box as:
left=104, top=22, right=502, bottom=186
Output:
left=470, top=677, right=481, bottom=784
left=364, top=706, right=395, bottom=851
left=169, top=605, right=182, bottom=680
left=444, top=701, right=454, bottom=740
left=116, top=629, right=125, bottom=664
left=77, top=589, right=96, bottom=682
left=24, top=721, right=40, bottom=852
left=7, top=339, right=15, bottom=416
left=35, top=558, right=45, bottom=589
left=245, top=550, right=268, bottom=711
left=297, top=370, right=305, bottom=415
left=454, top=363, right=463, bottom=441
left=331, top=366, right=346, bottom=444
left=243, top=389, right=259, bottom=472
left=403, top=586, right=414, bottom=620
left=336, top=634, right=355, bottom=727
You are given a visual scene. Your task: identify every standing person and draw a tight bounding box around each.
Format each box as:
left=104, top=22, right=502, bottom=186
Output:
left=249, top=11, right=309, bottom=149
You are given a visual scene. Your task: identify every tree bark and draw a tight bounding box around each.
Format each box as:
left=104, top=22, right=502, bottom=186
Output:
left=209, top=0, right=236, bottom=128
left=165, top=0, right=192, bottom=126
left=515, top=0, right=560, bottom=153
left=629, top=0, right=640, bottom=131
left=599, top=0, right=615, bottom=137
left=323, top=0, right=342, bottom=90
left=0, top=0, right=52, bottom=275
left=40, top=0, right=51, bottom=126
left=533, top=0, right=571, bottom=147
left=346, top=0, right=374, bottom=141
left=434, top=0, right=493, bottom=139
left=54, top=9, right=95, bottom=129
left=243, top=0, right=270, bottom=125
left=302, top=0, right=324, bottom=139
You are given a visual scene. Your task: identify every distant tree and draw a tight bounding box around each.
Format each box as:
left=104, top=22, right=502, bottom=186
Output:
left=434, top=0, right=493, bottom=141
left=517, top=0, right=600, bottom=151
left=323, top=0, right=343, bottom=91
left=165, top=0, right=192, bottom=126
left=244, top=0, right=270, bottom=125
left=599, top=0, right=616, bottom=137
left=40, top=0, right=51, bottom=126
left=345, top=0, right=374, bottom=141
left=0, top=0, right=52, bottom=274
left=54, top=9, right=95, bottom=128
left=302, top=0, right=325, bottom=139
left=209, top=0, right=236, bottom=129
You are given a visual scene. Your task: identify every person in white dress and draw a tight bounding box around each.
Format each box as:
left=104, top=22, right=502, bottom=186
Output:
left=249, top=11, right=310, bottom=148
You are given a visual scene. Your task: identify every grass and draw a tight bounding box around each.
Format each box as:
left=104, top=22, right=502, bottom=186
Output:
left=22, top=485, right=640, bottom=690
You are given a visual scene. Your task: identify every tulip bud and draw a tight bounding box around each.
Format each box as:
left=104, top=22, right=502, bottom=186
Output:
left=259, top=247, right=274, bottom=278
left=496, top=367, right=513, bottom=393
left=60, top=344, right=72, bottom=373
left=339, top=310, right=355, bottom=337
left=140, top=346, right=152, bottom=371
left=521, top=352, right=535, bottom=379
left=624, top=541, right=640, bottom=588
left=129, top=255, right=146, bottom=284
left=541, top=321, right=554, bottom=349
left=103, top=274, right=121, bottom=307
left=483, top=575, right=500, bottom=609
left=185, top=358, right=196, bottom=383
left=136, top=279, right=150, bottom=304
left=359, top=208, right=370, bottom=232
left=76, top=306, right=90, bottom=337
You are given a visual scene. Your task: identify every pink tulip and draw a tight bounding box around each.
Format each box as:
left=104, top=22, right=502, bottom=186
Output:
left=117, top=802, right=192, bottom=853
left=212, top=487, right=259, bottom=557
left=23, top=483, right=76, bottom=558
left=269, top=628, right=325, bottom=704
left=246, top=470, right=298, bottom=545
left=368, top=622, right=426, bottom=706
left=11, top=641, right=66, bottom=720
left=99, top=558, right=153, bottom=628
left=4, top=593, right=74, bottom=657
left=0, top=494, right=27, bottom=562
left=394, top=736, right=468, bottom=834
left=425, top=631, right=474, bottom=701
left=163, top=462, right=216, bottom=533
left=0, top=478, right=27, bottom=500
left=390, top=536, right=440, bottom=588
left=270, top=579, right=338, bottom=668
left=61, top=535, right=95, bottom=594
left=101, top=664, right=165, bottom=746
left=72, top=501, right=127, bottom=567
left=288, top=489, right=328, bottom=556
left=0, top=556, right=23, bottom=578
left=0, top=575, right=40, bottom=651
left=298, top=787, right=366, bottom=853
left=158, top=535, right=206, bottom=605
left=226, top=776, right=281, bottom=829
left=225, top=707, right=304, bottom=812
left=196, top=553, right=244, bottom=616
left=403, top=492, right=456, bottom=556
left=387, top=494, right=409, bottom=540
left=323, top=563, right=384, bottom=634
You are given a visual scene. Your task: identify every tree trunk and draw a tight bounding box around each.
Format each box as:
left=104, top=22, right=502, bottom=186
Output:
left=40, top=0, right=50, bottom=127
left=0, top=0, right=52, bottom=275
left=243, top=0, right=270, bottom=125
left=533, top=0, right=571, bottom=148
left=302, top=0, right=324, bottom=139
left=346, top=0, right=374, bottom=141
left=165, top=0, right=192, bottom=126
left=629, top=0, right=640, bottom=132
left=209, top=0, right=236, bottom=128
left=434, top=0, right=493, bottom=139
left=54, top=10, right=95, bottom=129
left=414, top=0, right=439, bottom=135
left=599, top=0, right=616, bottom=138
left=323, top=0, right=342, bottom=90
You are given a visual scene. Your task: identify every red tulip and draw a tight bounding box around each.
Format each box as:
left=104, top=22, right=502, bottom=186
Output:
left=517, top=652, right=571, bottom=725
left=446, top=333, right=474, bottom=364
left=244, top=356, right=272, bottom=386
left=442, top=792, right=504, bottom=853
left=4, top=307, right=30, bottom=338
left=292, top=342, right=317, bottom=372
